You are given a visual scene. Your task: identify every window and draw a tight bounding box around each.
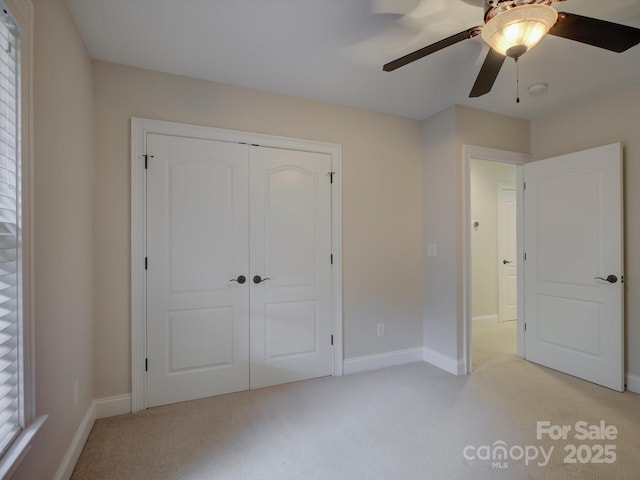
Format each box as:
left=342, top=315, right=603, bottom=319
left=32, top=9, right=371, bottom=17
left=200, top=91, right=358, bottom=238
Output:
left=0, top=7, right=21, bottom=457
left=0, top=1, right=43, bottom=476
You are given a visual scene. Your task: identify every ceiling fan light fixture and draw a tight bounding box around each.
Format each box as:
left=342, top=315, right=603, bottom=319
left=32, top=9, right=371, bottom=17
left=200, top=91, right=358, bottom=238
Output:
left=481, top=4, right=558, bottom=58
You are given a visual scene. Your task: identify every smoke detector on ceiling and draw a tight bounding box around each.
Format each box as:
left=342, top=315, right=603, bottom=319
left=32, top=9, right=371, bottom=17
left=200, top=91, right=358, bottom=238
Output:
left=527, top=82, right=548, bottom=96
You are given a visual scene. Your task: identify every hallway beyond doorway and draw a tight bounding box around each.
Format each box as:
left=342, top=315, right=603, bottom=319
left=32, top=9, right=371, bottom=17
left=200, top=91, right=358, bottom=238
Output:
left=472, top=317, right=516, bottom=369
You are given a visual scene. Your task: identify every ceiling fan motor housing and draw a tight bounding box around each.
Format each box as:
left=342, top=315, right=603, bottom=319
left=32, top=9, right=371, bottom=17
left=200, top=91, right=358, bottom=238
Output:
left=484, top=0, right=555, bottom=23
left=482, top=0, right=559, bottom=59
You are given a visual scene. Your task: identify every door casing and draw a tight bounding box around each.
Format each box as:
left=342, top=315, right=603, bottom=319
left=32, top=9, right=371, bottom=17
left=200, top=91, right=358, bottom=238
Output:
left=463, top=145, right=530, bottom=374
left=131, top=118, right=343, bottom=412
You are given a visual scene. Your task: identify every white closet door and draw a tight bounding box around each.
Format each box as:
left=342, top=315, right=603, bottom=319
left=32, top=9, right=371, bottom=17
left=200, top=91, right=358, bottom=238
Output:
left=146, top=134, right=250, bottom=407
left=249, top=146, right=333, bottom=389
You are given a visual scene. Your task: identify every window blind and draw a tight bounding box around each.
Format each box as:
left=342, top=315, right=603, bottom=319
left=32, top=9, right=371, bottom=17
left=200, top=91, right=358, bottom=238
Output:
left=0, top=11, right=20, bottom=457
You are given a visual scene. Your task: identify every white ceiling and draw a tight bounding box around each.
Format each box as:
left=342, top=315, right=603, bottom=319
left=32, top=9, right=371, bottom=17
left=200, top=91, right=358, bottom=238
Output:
left=67, top=0, right=640, bottom=121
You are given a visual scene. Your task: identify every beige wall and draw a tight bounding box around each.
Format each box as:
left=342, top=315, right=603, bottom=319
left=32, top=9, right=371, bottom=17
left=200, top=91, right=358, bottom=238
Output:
left=92, top=61, right=424, bottom=398
left=531, top=84, right=640, bottom=378
left=13, top=0, right=95, bottom=479
left=470, top=159, right=516, bottom=318
left=422, top=105, right=529, bottom=362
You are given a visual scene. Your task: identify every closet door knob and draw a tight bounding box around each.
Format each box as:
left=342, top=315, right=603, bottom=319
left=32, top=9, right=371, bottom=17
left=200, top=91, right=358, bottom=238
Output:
left=253, top=275, right=271, bottom=284
left=230, top=275, right=246, bottom=284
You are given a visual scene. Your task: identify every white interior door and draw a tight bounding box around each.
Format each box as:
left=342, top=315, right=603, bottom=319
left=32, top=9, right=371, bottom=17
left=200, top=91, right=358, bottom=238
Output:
left=146, top=135, right=334, bottom=407
left=146, top=134, right=250, bottom=407
left=249, top=146, right=333, bottom=389
left=524, top=143, right=623, bottom=391
left=498, top=186, right=517, bottom=322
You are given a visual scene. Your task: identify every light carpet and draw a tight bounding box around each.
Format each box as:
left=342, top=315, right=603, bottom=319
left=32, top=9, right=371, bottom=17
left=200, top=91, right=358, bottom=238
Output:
left=472, top=317, right=517, bottom=370
left=72, top=358, right=640, bottom=480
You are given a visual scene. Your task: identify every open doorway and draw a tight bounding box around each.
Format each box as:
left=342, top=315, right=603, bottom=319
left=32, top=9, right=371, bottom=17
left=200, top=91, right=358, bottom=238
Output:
left=470, top=159, right=517, bottom=369
left=463, top=146, right=529, bottom=374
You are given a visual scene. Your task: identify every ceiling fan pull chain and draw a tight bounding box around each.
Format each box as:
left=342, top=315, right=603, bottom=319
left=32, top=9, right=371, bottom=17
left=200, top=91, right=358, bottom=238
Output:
left=515, top=58, right=520, bottom=104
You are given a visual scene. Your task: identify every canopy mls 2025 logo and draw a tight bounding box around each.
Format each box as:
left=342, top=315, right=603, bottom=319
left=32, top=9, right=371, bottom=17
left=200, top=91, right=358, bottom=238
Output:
left=463, top=420, right=618, bottom=469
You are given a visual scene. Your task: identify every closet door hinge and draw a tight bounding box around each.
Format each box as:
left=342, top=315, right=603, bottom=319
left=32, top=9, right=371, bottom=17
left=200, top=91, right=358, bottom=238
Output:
left=330, top=254, right=333, bottom=265
left=145, top=358, right=148, bottom=371
left=143, top=154, right=154, bottom=169
left=328, top=171, right=335, bottom=184
left=145, top=257, right=148, bottom=270
left=331, top=335, right=334, bottom=346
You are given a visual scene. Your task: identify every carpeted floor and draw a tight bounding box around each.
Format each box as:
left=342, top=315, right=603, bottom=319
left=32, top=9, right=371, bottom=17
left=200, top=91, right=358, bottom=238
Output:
left=472, top=317, right=517, bottom=370
left=72, top=356, right=640, bottom=480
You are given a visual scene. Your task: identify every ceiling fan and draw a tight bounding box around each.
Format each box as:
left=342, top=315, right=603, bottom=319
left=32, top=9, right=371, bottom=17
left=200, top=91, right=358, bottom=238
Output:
left=383, top=0, right=640, bottom=99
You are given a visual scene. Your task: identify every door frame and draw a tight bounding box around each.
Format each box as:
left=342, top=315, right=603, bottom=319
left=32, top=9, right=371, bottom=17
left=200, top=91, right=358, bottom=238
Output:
left=462, top=145, right=529, bottom=374
left=131, top=117, right=343, bottom=412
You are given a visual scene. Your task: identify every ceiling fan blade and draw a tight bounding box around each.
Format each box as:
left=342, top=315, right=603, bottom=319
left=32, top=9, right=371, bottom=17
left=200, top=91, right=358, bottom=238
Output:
left=548, top=12, right=640, bottom=53
left=469, top=48, right=506, bottom=98
left=383, top=26, right=481, bottom=71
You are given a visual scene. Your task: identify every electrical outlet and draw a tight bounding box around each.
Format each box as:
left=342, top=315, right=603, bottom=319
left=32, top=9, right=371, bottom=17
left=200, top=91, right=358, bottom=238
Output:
left=73, top=380, right=80, bottom=407
left=377, top=322, right=384, bottom=337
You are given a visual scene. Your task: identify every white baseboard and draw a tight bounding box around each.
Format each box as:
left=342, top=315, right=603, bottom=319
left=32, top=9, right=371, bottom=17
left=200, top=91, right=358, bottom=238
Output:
left=423, top=347, right=465, bottom=375
left=472, top=314, right=499, bottom=322
left=53, top=401, right=96, bottom=480
left=52, top=394, right=132, bottom=480
left=343, top=347, right=424, bottom=375
left=95, top=393, right=132, bottom=419
left=626, top=373, right=640, bottom=394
